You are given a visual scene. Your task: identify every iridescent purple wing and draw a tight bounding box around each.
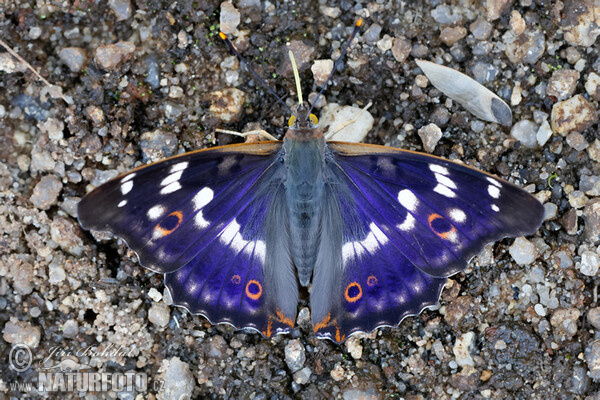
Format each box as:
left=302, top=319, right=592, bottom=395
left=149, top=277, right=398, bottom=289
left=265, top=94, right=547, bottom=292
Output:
left=78, top=142, right=298, bottom=337
left=311, top=142, right=544, bottom=342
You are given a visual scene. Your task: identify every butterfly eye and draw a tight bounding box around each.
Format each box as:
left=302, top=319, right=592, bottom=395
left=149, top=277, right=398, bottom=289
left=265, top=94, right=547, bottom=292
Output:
left=309, top=114, right=318, bottom=126
left=288, top=115, right=297, bottom=127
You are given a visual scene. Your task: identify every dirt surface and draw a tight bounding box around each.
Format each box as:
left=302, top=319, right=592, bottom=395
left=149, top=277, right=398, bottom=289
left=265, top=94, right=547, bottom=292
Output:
left=1, top=0, right=599, bottom=399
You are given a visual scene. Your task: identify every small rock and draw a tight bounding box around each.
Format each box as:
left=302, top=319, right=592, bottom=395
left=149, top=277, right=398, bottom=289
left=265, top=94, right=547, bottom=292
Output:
left=569, top=191, right=589, bottom=209
left=431, top=4, right=462, bottom=25
left=0, top=53, right=27, bottom=73
left=511, top=120, right=538, bottom=149
left=319, top=5, right=341, bottom=18
left=363, top=23, right=382, bottom=44
left=544, top=203, right=558, bottom=220
left=551, top=95, right=598, bottom=136
left=28, top=26, right=42, bottom=40
left=534, top=304, right=546, bottom=317
left=580, top=175, right=600, bottom=196
left=293, top=366, right=311, bottom=385
left=588, top=308, right=600, bottom=330
left=562, top=0, right=600, bottom=47
left=108, top=0, right=132, bottom=21
left=342, top=389, right=379, bottom=400
left=509, top=237, right=538, bottom=265
left=536, top=120, right=553, bottom=147
left=140, top=129, right=178, bottom=163
left=377, top=34, right=393, bottom=52
left=566, top=132, right=589, bottom=151
left=203, top=335, right=229, bottom=359
left=284, top=339, right=306, bottom=373
left=579, top=251, right=600, bottom=276
left=450, top=365, right=479, bottom=391
left=48, top=260, right=66, bottom=284
left=345, top=336, right=363, bottom=360
left=445, top=295, right=480, bottom=330
left=584, top=199, right=600, bottom=242
left=95, top=41, right=135, bottom=69
left=330, top=363, right=345, bottom=381
left=148, top=303, right=171, bottom=327
left=168, top=86, right=184, bottom=99
left=319, top=103, right=374, bottom=143
left=30, top=175, right=62, bottom=210
left=85, top=105, right=105, bottom=125
left=3, top=317, right=41, bottom=348
left=486, top=0, right=512, bottom=20
left=38, top=118, right=65, bottom=141
left=311, top=59, right=334, bottom=87
left=220, top=2, right=240, bottom=34
left=585, top=72, right=600, bottom=101
left=509, top=10, right=526, bottom=35
left=157, top=357, right=195, bottom=400
left=453, top=332, right=475, bottom=367
left=280, top=40, right=315, bottom=76
left=470, top=18, right=493, bottom=40
left=440, top=26, right=467, bottom=46
left=504, top=29, right=545, bottom=65
left=50, top=216, right=85, bottom=256
left=586, top=340, right=600, bottom=381
left=553, top=249, right=574, bottom=269
left=546, top=69, right=580, bottom=101
left=209, top=88, right=246, bottom=123
left=148, top=288, right=163, bottom=302
left=391, top=36, right=411, bottom=63
left=550, top=308, right=580, bottom=341
left=417, top=123, right=443, bottom=153
left=59, top=47, right=87, bottom=72
left=9, top=262, right=34, bottom=295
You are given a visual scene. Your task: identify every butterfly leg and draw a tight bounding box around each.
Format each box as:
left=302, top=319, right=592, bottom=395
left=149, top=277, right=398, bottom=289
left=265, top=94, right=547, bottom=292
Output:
left=216, top=128, right=278, bottom=141
left=324, top=101, right=373, bottom=141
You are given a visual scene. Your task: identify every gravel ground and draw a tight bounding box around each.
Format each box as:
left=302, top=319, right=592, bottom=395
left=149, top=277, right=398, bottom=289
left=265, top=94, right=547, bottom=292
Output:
left=1, top=0, right=600, bottom=399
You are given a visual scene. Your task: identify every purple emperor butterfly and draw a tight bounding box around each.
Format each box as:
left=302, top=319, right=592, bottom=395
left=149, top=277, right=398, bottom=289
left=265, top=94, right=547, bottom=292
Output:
left=78, top=19, right=544, bottom=343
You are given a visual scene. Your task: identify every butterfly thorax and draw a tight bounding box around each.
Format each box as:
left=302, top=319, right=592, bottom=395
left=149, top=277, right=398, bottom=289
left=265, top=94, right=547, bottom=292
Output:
left=283, top=124, right=326, bottom=287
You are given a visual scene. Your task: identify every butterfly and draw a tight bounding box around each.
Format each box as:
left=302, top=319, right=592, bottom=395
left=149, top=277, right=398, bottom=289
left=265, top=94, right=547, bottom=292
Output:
left=77, top=20, right=544, bottom=343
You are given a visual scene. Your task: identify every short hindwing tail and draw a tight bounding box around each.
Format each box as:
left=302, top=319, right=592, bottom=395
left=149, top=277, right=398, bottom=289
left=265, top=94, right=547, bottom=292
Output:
left=311, top=142, right=543, bottom=342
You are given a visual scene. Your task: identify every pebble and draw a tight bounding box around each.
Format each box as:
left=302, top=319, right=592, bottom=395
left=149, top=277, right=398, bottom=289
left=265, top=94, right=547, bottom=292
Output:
left=311, top=60, right=333, bottom=87
left=417, top=123, right=443, bottom=153
left=95, top=41, right=135, bottom=70
left=534, top=304, right=546, bottom=317
left=566, top=132, right=589, bottom=151
left=320, top=5, right=341, bottom=18
left=586, top=340, right=600, bottom=381
left=450, top=365, right=479, bottom=391
left=284, top=339, right=306, bottom=373
left=203, top=335, right=229, bottom=359
left=550, top=308, right=580, bottom=341
left=431, top=4, right=462, bottom=25
left=330, top=363, right=345, bottom=381
left=345, top=336, right=363, bottom=360
left=38, top=117, right=65, bottom=141
left=28, top=26, right=42, bottom=40
left=209, top=88, right=246, bottom=123
left=59, top=47, right=86, bottom=72
left=140, top=130, right=178, bottom=163
left=471, top=61, right=499, bottom=84
left=85, top=105, right=105, bottom=125
left=543, top=203, right=558, bottom=220
left=391, top=36, right=411, bottom=63
left=546, top=69, right=580, bottom=101
left=536, top=120, right=553, bottom=147
left=581, top=175, right=600, bottom=196
left=48, top=260, right=66, bottom=284
left=0, top=53, right=27, bottom=73
left=377, top=34, right=393, bottom=52
left=579, top=251, right=600, bottom=276
left=504, top=29, right=545, bottom=65
left=3, top=318, right=41, bottom=348
left=510, top=120, right=538, bottom=149
left=589, top=308, right=600, bottom=330
left=453, top=331, right=475, bottom=367
left=585, top=72, right=600, bottom=101
left=62, top=319, right=79, bottom=338
left=440, top=26, right=467, bottom=46
left=509, top=10, right=526, bottom=35
left=486, top=0, right=512, bottom=20
left=551, top=95, right=598, bottom=136
left=30, top=175, right=62, bottom=210
left=148, top=302, right=171, bottom=327
left=319, top=103, right=374, bottom=143
left=470, top=18, right=492, bottom=40
left=108, top=0, right=132, bottom=21
left=562, top=1, right=600, bottom=47
left=282, top=40, right=315, bottom=75
left=363, top=23, right=382, bottom=44
left=168, top=86, right=184, bottom=99
left=157, top=357, right=195, bottom=400
left=584, top=199, right=600, bottom=242
left=293, top=367, right=312, bottom=385
left=9, top=262, right=33, bottom=295
left=31, top=149, right=55, bottom=174
left=220, top=2, right=240, bottom=34
left=342, top=389, right=379, bottom=400
left=51, top=216, right=85, bottom=257
left=509, top=237, right=538, bottom=265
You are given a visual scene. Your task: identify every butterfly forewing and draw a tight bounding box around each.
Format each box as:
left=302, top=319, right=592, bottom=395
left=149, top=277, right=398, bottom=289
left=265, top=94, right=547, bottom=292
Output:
left=309, top=142, right=544, bottom=341
left=78, top=142, right=298, bottom=336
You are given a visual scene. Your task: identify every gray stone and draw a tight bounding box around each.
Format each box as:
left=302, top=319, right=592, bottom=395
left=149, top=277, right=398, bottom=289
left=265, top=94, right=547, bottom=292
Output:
left=363, top=23, right=382, bottom=44
left=30, top=175, right=62, bottom=210
left=511, top=120, right=538, bottom=148
left=580, top=175, right=600, bottom=196
left=108, top=0, right=132, bottom=20
left=585, top=339, right=600, bottom=381
left=550, top=308, right=580, bottom=341
left=546, top=69, right=580, bottom=101
left=391, top=36, right=411, bottom=63
left=417, top=123, right=443, bottom=153
left=509, top=237, right=538, bottom=265
left=584, top=199, right=600, bottom=242
left=588, top=307, right=600, bottom=330
left=220, top=2, right=240, bottom=34
left=579, top=251, right=600, bottom=276
left=566, top=132, right=589, bottom=151
left=209, top=88, right=246, bottom=123
left=470, top=18, right=492, bottom=40
left=95, top=41, right=135, bottom=70
left=148, top=303, right=171, bottom=327
left=59, top=47, right=86, bottom=72
left=551, top=95, right=598, bottom=136
left=284, top=339, right=306, bottom=372
left=157, top=357, right=195, bottom=400
left=3, top=317, right=41, bottom=348
left=431, top=4, right=462, bottom=25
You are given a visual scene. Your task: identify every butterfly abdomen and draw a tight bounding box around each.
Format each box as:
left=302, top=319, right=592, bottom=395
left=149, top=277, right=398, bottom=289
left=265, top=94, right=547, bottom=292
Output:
left=283, top=131, right=326, bottom=286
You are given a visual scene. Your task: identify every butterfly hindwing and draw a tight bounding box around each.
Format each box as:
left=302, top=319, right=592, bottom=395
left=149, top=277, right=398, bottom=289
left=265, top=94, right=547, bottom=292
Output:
left=310, top=142, right=544, bottom=341
left=78, top=142, right=298, bottom=336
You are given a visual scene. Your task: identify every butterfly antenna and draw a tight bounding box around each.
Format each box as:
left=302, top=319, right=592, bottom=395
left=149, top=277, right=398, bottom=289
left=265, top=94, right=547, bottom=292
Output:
left=219, top=32, right=291, bottom=112
left=308, top=18, right=363, bottom=116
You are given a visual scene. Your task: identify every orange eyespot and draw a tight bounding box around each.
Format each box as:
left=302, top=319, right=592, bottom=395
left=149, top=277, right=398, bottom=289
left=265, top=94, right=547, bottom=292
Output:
left=344, top=282, right=363, bottom=303
left=309, top=114, right=318, bottom=126
left=288, top=115, right=297, bottom=127
left=230, top=275, right=241, bottom=285
left=154, top=211, right=183, bottom=237
left=428, top=213, right=456, bottom=240
left=245, top=280, right=262, bottom=300
left=367, top=275, right=378, bottom=286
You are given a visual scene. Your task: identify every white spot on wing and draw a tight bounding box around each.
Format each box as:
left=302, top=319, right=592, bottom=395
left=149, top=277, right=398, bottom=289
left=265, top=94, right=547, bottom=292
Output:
left=219, top=219, right=266, bottom=263
left=171, top=161, right=188, bottom=173
left=491, top=204, right=500, bottom=212
left=148, top=205, right=166, bottom=220
left=122, top=173, right=136, bottom=183
left=342, top=223, right=389, bottom=264
left=488, top=185, right=500, bottom=199
left=434, top=173, right=457, bottom=189
left=121, top=181, right=133, bottom=195
left=487, top=176, right=501, bottom=187
left=161, top=170, right=183, bottom=187
left=429, top=164, right=449, bottom=175
left=397, top=213, right=415, bottom=231
left=434, top=184, right=456, bottom=198
left=118, top=200, right=127, bottom=207
left=449, top=208, right=467, bottom=223
left=398, top=189, right=418, bottom=211
left=160, top=182, right=182, bottom=194
left=193, top=187, right=213, bottom=210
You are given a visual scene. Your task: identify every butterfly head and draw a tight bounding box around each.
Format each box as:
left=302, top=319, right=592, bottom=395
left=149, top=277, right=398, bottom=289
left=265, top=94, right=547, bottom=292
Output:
left=288, top=102, right=319, bottom=130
